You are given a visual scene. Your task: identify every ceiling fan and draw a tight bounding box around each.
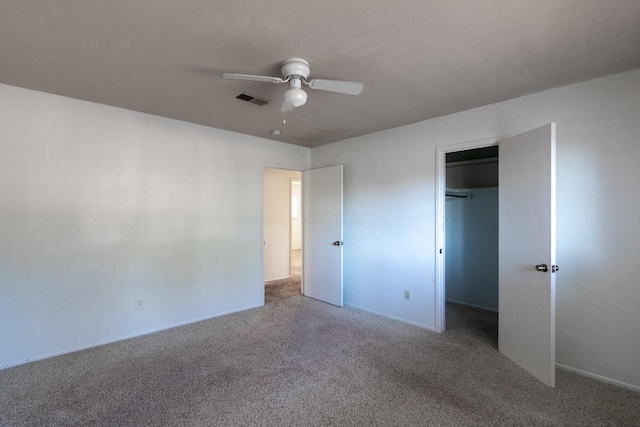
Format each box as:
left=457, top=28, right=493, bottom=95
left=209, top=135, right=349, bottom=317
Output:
left=222, top=58, right=364, bottom=112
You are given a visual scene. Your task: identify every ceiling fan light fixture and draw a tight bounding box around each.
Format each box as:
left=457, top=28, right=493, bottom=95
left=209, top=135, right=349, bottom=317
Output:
left=284, top=79, right=307, bottom=108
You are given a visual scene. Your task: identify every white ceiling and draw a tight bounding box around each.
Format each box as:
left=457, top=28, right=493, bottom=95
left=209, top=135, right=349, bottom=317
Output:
left=1, top=1, right=639, bottom=148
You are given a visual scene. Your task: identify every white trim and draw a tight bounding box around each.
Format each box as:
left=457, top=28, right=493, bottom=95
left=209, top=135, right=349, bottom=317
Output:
left=345, top=302, right=437, bottom=332
left=556, top=363, right=640, bottom=393
left=0, top=303, right=263, bottom=371
left=434, top=136, right=504, bottom=333
left=435, top=147, right=446, bottom=332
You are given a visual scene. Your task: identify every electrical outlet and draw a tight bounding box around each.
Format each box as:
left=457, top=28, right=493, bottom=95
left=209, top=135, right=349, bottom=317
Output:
left=135, top=298, right=143, bottom=310
left=404, top=290, right=411, bottom=301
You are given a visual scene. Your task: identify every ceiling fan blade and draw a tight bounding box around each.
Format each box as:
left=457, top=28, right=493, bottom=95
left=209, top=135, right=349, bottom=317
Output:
left=307, top=79, right=364, bottom=95
left=222, top=73, right=287, bottom=84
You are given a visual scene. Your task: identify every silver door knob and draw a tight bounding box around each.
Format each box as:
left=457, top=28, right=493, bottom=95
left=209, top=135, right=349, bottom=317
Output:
left=535, top=264, right=549, bottom=272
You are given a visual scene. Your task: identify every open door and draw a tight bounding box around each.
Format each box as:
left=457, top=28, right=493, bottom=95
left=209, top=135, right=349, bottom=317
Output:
left=499, top=123, right=557, bottom=387
left=303, top=165, right=343, bottom=307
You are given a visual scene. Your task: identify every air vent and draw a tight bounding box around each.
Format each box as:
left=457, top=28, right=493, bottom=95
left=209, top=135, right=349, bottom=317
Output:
left=235, top=93, right=268, bottom=106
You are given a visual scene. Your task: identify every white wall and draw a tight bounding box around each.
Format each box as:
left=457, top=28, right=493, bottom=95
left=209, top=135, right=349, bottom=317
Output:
left=445, top=188, right=498, bottom=311
left=264, top=168, right=301, bottom=281
left=0, top=84, right=310, bottom=368
left=311, top=69, right=640, bottom=389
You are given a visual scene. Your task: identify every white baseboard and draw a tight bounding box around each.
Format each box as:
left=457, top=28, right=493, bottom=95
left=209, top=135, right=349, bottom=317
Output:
left=556, top=363, right=640, bottom=393
left=1, top=303, right=263, bottom=371
left=344, top=302, right=437, bottom=332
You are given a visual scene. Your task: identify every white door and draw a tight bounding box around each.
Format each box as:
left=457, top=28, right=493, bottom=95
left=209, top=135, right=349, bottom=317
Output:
left=303, top=165, right=343, bottom=306
left=499, top=123, right=557, bottom=387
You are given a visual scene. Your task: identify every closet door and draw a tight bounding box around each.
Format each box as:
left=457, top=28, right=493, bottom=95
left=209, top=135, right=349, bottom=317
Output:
left=499, top=123, right=557, bottom=387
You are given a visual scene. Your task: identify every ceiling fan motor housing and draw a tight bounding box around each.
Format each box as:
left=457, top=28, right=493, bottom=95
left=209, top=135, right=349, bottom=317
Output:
left=281, top=58, right=310, bottom=80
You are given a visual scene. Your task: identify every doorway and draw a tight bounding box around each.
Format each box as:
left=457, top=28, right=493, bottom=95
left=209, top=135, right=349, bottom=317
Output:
left=263, top=167, right=302, bottom=303
left=444, top=146, right=499, bottom=346
left=435, top=124, right=557, bottom=387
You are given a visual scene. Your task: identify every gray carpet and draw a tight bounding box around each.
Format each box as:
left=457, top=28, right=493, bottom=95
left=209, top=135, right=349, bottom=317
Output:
left=1, top=298, right=639, bottom=426
left=265, top=249, right=301, bottom=304
left=264, top=276, right=301, bottom=303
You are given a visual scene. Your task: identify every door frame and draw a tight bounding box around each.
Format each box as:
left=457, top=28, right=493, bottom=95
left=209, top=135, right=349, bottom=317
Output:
left=434, top=136, right=506, bottom=333
left=262, top=163, right=305, bottom=305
